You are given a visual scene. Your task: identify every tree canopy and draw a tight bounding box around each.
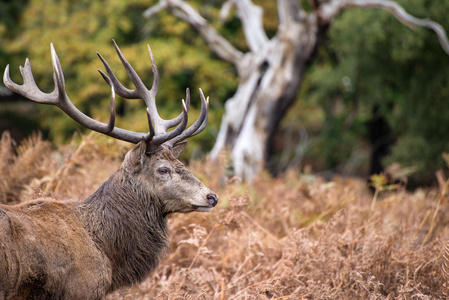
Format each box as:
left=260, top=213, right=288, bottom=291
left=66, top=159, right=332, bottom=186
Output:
left=299, top=0, right=449, bottom=183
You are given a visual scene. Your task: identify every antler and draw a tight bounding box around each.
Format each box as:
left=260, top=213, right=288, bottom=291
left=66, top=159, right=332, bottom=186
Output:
left=3, top=41, right=209, bottom=148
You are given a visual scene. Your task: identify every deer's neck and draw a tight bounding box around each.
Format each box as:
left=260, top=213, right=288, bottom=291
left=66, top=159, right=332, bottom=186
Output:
left=76, top=170, right=169, bottom=291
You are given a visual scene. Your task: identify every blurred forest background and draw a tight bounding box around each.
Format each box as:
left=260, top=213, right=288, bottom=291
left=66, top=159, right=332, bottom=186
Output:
left=1, top=0, right=448, bottom=186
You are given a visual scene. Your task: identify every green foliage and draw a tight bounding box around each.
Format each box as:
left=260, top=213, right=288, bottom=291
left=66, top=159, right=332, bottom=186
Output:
left=0, top=0, right=236, bottom=157
left=301, top=0, right=449, bottom=182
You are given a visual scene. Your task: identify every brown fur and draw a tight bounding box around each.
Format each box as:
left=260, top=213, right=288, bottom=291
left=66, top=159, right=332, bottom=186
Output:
left=0, top=142, right=217, bottom=299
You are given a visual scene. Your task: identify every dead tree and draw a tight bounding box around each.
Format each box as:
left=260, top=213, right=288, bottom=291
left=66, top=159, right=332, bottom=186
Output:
left=144, top=0, right=449, bottom=181
left=0, top=41, right=218, bottom=299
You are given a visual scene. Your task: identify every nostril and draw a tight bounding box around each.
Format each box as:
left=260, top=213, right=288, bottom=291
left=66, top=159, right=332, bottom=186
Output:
left=207, top=193, right=218, bottom=207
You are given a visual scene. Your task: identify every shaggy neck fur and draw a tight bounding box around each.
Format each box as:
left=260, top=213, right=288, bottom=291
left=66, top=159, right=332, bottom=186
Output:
left=76, top=168, right=169, bottom=292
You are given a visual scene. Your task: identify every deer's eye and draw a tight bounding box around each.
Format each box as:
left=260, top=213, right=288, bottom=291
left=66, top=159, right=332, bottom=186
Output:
left=157, top=167, right=170, bottom=175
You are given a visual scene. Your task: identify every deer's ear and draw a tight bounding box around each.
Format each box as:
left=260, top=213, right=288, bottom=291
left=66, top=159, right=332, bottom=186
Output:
left=125, top=140, right=147, bottom=169
left=172, top=141, right=188, bottom=158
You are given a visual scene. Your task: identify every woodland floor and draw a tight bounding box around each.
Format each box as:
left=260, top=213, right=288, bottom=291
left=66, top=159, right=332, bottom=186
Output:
left=1, top=132, right=449, bottom=299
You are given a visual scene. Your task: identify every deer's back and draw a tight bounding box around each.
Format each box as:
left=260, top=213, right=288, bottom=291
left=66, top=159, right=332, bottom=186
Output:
left=0, top=199, right=112, bottom=299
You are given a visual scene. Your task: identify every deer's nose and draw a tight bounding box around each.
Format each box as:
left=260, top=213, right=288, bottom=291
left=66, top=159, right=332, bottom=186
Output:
left=207, top=193, right=218, bottom=207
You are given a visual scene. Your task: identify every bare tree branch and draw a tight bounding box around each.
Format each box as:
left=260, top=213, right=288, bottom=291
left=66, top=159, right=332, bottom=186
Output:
left=143, top=0, right=243, bottom=66
left=277, top=0, right=302, bottom=29
left=143, top=0, right=169, bottom=17
left=344, top=0, right=449, bottom=55
left=220, top=0, right=269, bottom=52
left=314, top=0, right=343, bottom=24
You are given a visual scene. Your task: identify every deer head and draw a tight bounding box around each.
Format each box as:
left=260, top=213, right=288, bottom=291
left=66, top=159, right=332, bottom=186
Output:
left=122, top=141, right=218, bottom=214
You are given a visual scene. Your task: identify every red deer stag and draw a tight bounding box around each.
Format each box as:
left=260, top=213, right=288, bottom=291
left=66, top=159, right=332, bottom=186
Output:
left=0, top=40, right=218, bottom=299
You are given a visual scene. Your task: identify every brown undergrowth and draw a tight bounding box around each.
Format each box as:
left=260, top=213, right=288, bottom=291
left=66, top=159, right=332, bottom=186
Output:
left=1, top=131, right=448, bottom=299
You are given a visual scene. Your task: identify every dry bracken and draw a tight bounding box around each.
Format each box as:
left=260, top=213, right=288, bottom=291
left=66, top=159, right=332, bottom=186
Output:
left=1, top=135, right=448, bottom=299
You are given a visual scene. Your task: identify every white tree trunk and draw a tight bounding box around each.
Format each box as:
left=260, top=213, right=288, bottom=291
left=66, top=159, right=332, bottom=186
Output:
left=144, top=0, right=449, bottom=181
left=211, top=31, right=317, bottom=179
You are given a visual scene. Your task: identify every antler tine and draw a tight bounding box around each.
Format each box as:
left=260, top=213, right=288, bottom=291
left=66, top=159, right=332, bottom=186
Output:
left=168, top=88, right=209, bottom=146
left=142, top=42, right=165, bottom=135
left=97, top=52, right=138, bottom=99
left=146, top=44, right=158, bottom=101
left=51, top=44, right=67, bottom=101
left=111, top=40, right=153, bottom=103
left=145, top=42, right=191, bottom=133
left=97, top=70, right=117, bottom=133
left=145, top=45, right=191, bottom=130
left=4, top=58, right=57, bottom=104
left=191, top=94, right=209, bottom=136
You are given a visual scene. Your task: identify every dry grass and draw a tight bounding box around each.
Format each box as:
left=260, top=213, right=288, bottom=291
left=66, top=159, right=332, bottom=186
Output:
left=1, top=131, right=448, bottom=299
